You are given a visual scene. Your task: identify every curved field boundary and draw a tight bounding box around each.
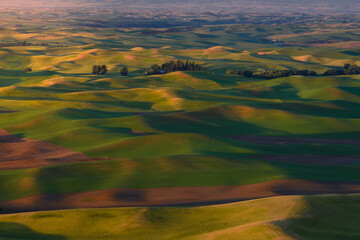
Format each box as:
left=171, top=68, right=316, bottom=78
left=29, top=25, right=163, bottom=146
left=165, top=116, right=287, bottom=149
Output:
left=2, top=180, right=360, bottom=213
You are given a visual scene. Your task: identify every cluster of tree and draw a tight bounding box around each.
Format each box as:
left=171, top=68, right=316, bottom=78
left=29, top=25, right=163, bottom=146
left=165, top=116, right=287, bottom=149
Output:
left=254, top=70, right=318, bottom=79
left=324, top=64, right=360, bottom=76
left=91, top=65, right=129, bottom=76
left=226, top=69, right=317, bottom=79
left=226, top=70, right=254, bottom=78
left=0, top=41, right=49, bottom=48
left=145, top=60, right=206, bottom=75
left=227, top=64, right=360, bottom=80
left=92, top=65, right=108, bottom=75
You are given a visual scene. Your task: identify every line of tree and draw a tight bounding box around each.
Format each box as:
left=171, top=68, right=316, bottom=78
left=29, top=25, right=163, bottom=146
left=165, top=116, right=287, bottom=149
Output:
left=324, top=63, right=360, bottom=76
left=91, top=66, right=129, bottom=76
left=0, top=41, right=67, bottom=48
left=0, top=41, right=49, bottom=48
left=90, top=60, right=205, bottom=76
left=145, top=60, right=206, bottom=75
left=226, top=64, right=360, bottom=80
left=92, top=65, right=108, bottom=75
left=226, top=69, right=317, bottom=79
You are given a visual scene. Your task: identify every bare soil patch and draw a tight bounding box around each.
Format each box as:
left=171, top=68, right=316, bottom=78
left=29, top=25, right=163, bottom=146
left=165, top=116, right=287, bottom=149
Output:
left=0, top=129, right=92, bottom=170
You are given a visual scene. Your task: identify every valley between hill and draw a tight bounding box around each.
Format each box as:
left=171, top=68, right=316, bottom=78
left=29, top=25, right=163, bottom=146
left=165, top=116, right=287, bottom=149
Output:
left=0, top=15, right=360, bottom=239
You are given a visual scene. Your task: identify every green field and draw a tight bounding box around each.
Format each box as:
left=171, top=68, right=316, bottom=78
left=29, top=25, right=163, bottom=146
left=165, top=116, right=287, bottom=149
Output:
left=1, top=194, right=360, bottom=240
left=1, top=33, right=360, bottom=198
left=1, top=12, right=360, bottom=239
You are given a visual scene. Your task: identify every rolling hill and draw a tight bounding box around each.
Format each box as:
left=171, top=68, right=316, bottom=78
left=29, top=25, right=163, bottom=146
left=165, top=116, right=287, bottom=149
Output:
left=0, top=11, right=360, bottom=239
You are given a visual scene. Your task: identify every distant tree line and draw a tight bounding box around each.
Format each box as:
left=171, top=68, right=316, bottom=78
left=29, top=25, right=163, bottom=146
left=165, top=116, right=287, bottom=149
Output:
left=226, top=64, right=360, bottom=79
left=324, top=64, right=360, bottom=76
left=0, top=41, right=67, bottom=48
left=90, top=60, right=205, bottom=76
left=145, top=60, right=206, bottom=75
left=0, top=41, right=48, bottom=48
left=226, top=69, right=317, bottom=79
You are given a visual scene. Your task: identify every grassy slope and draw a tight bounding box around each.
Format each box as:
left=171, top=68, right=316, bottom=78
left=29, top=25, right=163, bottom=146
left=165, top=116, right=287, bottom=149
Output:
left=0, top=24, right=360, bottom=201
left=0, top=20, right=360, bottom=240
left=0, top=194, right=360, bottom=240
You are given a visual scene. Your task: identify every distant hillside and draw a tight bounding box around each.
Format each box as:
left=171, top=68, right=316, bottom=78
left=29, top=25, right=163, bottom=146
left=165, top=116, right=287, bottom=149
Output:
left=2, top=0, right=360, bottom=13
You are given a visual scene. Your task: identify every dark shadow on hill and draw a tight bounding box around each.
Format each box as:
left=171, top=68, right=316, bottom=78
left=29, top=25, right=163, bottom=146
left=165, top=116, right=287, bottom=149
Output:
left=342, top=50, right=360, bottom=56
left=0, top=69, right=60, bottom=78
left=0, top=222, right=66, bottom=240
left=186, top=71, right=242, bottom=87
left=293, top=130, right=360, bottom=139
left=34, top=165, right=83, bottom=197
left=251, top=101, right=360, bottom=119
left=339, top=86, right=360, bottom=96
left=143, top=114, right=270, bottom=136
left=177, top=85, right=305, bottom=102
left=275, top=194, right=360, bottom=240
left=0, top=77, right=21, bottom=87
left=0, top=131, right=26, bottom=143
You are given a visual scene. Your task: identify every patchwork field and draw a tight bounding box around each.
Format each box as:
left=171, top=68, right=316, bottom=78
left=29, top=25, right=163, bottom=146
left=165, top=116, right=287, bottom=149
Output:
left=1, top=194, right=360, bottom=240
left=1, top=12, right=360, bottom=239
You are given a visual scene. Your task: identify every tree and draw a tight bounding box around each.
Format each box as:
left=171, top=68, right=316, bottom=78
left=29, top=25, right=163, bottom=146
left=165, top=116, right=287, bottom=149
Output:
left=324, top=69, right=338, bottom=76
left=241, top=70, right=254, bottom=77
left=309, top=71, right=318, bottom=76
left=120, top=66, right=128, bottom=76
left=150, top=64, right=161, bottom=74
left=100, top=65, right=108, bottom=75
left=185, top=60, right=189, bottom=71
left=92, top=65, right=100, bottom=74
left=344, top=63, right=360, bottom=75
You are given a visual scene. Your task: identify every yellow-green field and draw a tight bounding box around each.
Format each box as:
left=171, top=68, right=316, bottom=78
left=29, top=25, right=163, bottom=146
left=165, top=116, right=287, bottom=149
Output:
left=1, top=194, right=360, bottom=240
left=1, top=14, right=360, bottom=239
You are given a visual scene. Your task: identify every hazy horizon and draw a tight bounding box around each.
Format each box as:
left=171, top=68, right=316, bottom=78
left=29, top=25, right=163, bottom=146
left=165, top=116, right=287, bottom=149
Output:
left=1, top=0, right=360, bottom=13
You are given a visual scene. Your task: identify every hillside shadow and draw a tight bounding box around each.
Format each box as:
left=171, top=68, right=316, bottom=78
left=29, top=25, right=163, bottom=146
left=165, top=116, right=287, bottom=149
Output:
left=0, top=222, right=66, bottom=240
left=275, top=195, right=360, bottom=240
left=253, top=101, right=360, bottom=118
left=143, top=114, right=269, bottom=136
left=0, top=77, right=21, bottom=87
left=0, top=69, right=60, bottom=78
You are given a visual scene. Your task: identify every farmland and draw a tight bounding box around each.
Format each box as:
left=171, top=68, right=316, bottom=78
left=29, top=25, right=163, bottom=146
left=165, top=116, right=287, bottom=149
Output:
left=0, top=8, right=360, bottom=239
